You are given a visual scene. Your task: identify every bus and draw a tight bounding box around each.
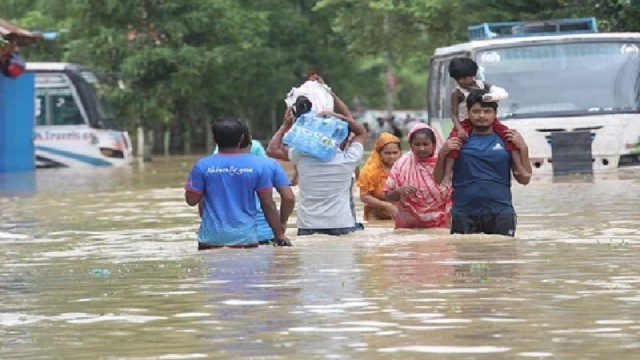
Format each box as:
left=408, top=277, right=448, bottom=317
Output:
left=27, top=62, right=133, bottom=168
left=427, top=18, right=640, bottom=174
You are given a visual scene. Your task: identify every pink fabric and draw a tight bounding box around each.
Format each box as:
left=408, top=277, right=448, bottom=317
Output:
left=384, top=124, right=452, bottom=228
left=407, top=123, right=446, bottom=163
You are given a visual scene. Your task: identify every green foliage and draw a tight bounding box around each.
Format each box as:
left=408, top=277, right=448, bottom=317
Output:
left=2, top=0, right=638, bottom=152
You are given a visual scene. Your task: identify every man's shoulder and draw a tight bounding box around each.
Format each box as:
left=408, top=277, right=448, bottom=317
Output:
left=249, top=154, right=275, bottom=165
left=261, top=156, right=279, bottom=164
left=194, top=154, right=217, bottom=167
left=261, top=157, right=285, bottom=171
left=245, top=155, right=284, bottom=176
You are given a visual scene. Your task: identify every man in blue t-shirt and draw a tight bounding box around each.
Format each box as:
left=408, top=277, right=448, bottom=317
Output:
left=214, top=139, right=295, bottom=244
left=184, top=117, right=291, bottom=248
left=434, top=89, right=532, bottom=236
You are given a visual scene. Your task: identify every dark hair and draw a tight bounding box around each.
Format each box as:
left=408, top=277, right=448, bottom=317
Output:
left=212, top=117, right=246, bottom=149
left=448, top=57, right=478, bottom=79
left=409, top=128, right=436, bottom=144
left=466, top=89, right=498, bottom=111
left=292, top=96, right=312, bottom=118
left=239, top=121, right=251, bottom=148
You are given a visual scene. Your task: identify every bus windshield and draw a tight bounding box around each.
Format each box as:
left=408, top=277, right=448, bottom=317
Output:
left=476, top=41, right=640, bottom=119
left=78, top=70, right=117, bottom=128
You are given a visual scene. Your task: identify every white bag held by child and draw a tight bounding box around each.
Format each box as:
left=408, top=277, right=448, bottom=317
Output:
left=284, top=80, right=334, bottom=112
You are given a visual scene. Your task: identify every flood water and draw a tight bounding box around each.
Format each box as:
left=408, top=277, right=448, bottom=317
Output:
left=2, top=156, right=640, bottom=359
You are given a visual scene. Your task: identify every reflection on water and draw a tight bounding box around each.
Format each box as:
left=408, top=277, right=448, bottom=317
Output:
left=1, top=156, right=640, bottom=359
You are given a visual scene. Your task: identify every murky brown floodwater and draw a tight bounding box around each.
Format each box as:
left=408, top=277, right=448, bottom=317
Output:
left=1, top=156, right=640, bottom=359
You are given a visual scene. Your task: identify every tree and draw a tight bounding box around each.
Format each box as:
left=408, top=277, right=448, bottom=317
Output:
left=3, top=0, right=638, bottom=154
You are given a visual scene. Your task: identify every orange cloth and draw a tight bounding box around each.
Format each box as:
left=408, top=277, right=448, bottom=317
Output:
left=358, top=132, right=401, bottom=220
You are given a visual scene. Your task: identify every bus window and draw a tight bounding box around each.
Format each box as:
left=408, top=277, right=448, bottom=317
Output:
left=36, top=87, right=85, bottom=126
left=35, top=73, right=87, bottom=126
left=52, top=92, right=84, bottom=125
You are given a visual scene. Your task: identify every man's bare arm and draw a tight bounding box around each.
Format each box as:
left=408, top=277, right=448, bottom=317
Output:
left=257, top=190, right=291, bottom=246
left=276, top=185, right=295, bottom=230
left=185, top=191, right=202, bottom=206
left=511, top=150, right=532, bottom=185
left=266, top=108, right=295, bottom=161
left=505, top=129, right=532, bottom=185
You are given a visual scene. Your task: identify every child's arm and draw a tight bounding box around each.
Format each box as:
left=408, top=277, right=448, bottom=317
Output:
left=450, top=90, right=464, bottom=127
left=435, top=137, right=461, bottom=184
left=450, top=90, right=468, bottom=140
left=483, top=83, right=509, bottom=102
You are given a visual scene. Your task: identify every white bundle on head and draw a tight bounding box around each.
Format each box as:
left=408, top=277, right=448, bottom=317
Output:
left=284, top=80, right=334, bottom=112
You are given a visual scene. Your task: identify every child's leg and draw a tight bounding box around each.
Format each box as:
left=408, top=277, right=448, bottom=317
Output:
left=447, top=119, right=472, bottom=159
left=447, top=134, right=460, bottom=159
left=449, top=126, right=459, bottom=139
left=460, top=119, right=472, bottom=134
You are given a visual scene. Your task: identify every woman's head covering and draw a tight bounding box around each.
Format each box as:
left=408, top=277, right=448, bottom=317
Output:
left=358, top=132, right=401, bottom=220
left=249, top=139, right=267, bottom=157
left=374, top=132, right=400, bottom=153
left=407, top=123, right=445, bottom=164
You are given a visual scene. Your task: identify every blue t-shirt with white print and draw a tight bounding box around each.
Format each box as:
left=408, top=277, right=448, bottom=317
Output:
left=186, top=153, right=273, bottom=245
left=214, top=143, right=291, bottom=241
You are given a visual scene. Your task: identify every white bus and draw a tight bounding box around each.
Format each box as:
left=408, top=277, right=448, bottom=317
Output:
left=27, top=62, right=133, bottom=168
left=427, top=18, right=640, bottom=174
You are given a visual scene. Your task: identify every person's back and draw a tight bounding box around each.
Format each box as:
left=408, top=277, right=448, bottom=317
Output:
left=289, top=141, right=363, bottom=230
left=267, top=73, right=366, bottom=236
left=189, top=152, right=273, bottom=246
left=185, top=117, right=290, bottom=248
left=215, top=138, right=287, bottom=244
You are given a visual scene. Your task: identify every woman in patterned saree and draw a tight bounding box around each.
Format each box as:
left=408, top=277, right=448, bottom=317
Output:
left=384, top=124, right=452, bottom=229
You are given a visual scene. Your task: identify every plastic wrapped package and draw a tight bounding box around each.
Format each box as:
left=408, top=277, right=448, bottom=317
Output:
left=283, top=111, right=349, bottom=161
